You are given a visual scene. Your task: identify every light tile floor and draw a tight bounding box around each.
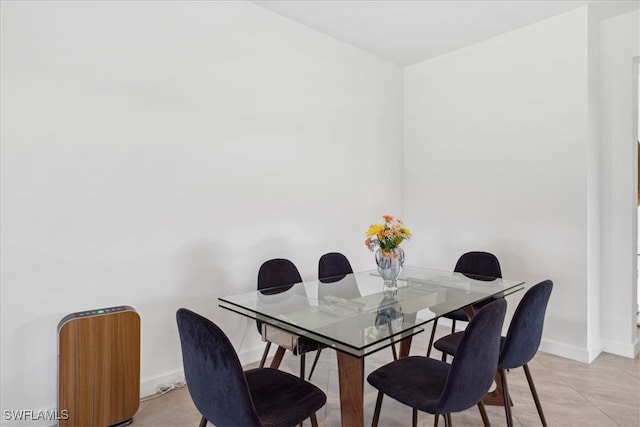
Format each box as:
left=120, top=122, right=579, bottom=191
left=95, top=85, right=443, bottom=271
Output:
left=133, top=325, right=639, bottom=427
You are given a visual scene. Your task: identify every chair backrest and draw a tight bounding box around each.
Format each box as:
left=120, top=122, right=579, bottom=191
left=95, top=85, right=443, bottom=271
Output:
left=176, top=308, right=264, bottom=427
left=318, top=252, right=354, bottom=283
left=256, top=258, right=303, bottom=334
left=258, top=258, right=303, bottom=294
left=454, top=251, right=502, bottom=281
left=436, top=298, right=507, bottom=413
left=499, top=280, right=553, bottom=370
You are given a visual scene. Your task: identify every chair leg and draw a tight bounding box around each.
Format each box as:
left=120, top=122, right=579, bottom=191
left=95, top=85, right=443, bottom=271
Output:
left=308, top=349, right=322, bottom=380
left=426, top=318, right=439, bottom=357
left=499, top=369, right=513, bottom=427
left=477, top=402, right=491, bottom=427
left=299, top=353, right=306, bottom=379
left=451, top=320, right=456, bottom=333
left=270, top=345, right=287, bottom=369
left=198, top=416, right=208, bottom=427
left=412, top=408, right=418, bottom=427
left=259, top=342, right=271, bottom=368
left=443, top=413, right=452, bottom=427
left=523, top=363, right=547, bottom=427
left=310, top=413, right=319, bottom=427
left=434, top=414, right=439, bottom=427
left=372, top=391, right=384, bottom=427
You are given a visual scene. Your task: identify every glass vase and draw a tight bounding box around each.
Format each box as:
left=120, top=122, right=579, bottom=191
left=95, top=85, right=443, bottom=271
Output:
left=375, top=247, right=405, bottom=292
left=375, top=288, right=405, bottom=335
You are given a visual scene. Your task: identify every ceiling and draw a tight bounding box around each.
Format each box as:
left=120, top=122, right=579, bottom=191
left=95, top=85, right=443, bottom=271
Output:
left=251, top=0, right=639, bottom=66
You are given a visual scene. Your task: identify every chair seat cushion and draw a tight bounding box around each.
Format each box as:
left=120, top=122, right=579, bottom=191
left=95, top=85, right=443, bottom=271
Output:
left=435, top=333, right=508, bottom=366
left=246, top=368, right=327, bottom=427
left=433, top=331, right=465, bottom=355
left=367, top=356, right=450, bottom=414
left=442, top=308, right=468, bottom=322
left=293, top=336, right=325, bottom=355
left=443, top=298, right=497, bottom=322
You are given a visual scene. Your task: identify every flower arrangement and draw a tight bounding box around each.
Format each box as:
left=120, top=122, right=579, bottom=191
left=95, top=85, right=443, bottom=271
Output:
left=365, top=215, right=411, bottom=253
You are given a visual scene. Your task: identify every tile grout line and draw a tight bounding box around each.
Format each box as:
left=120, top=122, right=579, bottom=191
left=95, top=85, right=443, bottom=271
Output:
left=549, top=363, right=623, bottom=427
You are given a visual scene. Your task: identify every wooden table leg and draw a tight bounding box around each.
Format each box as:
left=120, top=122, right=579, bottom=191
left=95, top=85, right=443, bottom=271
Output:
left=269, top=345, right=286, bottom=369
left=463, top=305, right=476, bottom=319
left=336, top=352, right=364, bottom=427
left=397, top=311, right=417, bottom=358
left=461, top=305, right=512, bottom=406
left=483, top=372, right=513, bottom=406
left=398, top=335, right=413, bottom=358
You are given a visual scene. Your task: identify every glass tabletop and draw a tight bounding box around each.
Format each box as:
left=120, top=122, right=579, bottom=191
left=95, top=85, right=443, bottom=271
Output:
left=219, top=266, right=524, bottom=358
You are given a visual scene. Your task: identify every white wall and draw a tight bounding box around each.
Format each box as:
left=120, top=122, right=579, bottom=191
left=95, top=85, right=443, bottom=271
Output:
left=405, top=8, right=592, bottom=360
left=404, top=5, right=640, bottom=363
left=0, top=1, right=403, bottom=421
left=2, top=0, right=638, bottom=422
left=599, top=9, right=640, bottom=357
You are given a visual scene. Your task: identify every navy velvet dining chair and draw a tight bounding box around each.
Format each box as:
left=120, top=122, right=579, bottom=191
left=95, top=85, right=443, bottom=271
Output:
left=367, top=298, right=507, bottom=427
left=434, top=280, right=553, bottom=427
left=318, top=252, right=354, bottom=283
left=257, top=258, right=324, bottom=379
left=426, top=251, right=503, bottom=357
left=316, top=252, right=361, bottom=301
left=176, top=308, right=327, bottom=427
left=302, top=252, right=357, bottom=380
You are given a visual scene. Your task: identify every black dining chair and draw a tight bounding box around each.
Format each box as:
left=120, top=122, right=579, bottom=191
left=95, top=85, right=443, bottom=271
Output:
left=426, top=251, right=503, bottom=357
left=316, top=251, right=402, bottom=364
left=434, top=280, right=553, bottom=427
left=367, top=298, right=507, bottom=427
left=301, top=252, right=357, bottom=380
left=176, top=308, right=327, bottom=427
left=318, top=252, right=354, bottom=283
left=317, top=252, right=361, bottom=302
left=257, top=258, right=324, bottom=379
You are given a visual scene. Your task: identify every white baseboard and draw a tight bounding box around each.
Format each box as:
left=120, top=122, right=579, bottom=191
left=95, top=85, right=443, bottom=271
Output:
left=538, top=338, right=594, bottom=363
left=138, top=343, right=269, bottom=400
left=140, top=368, right=185, bottom=399
left=601, top=337, right=640, bottom=359
left=557, top=336, right=640, bottom=361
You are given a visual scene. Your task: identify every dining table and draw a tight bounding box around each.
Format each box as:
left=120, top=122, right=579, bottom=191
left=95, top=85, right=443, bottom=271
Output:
left=218, top=265, right=524, bottom=427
